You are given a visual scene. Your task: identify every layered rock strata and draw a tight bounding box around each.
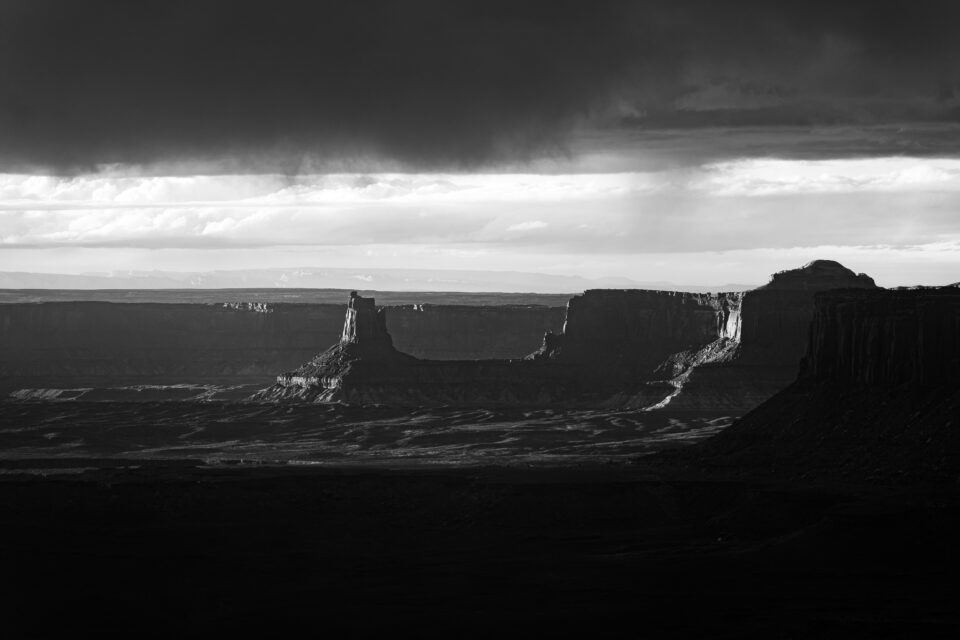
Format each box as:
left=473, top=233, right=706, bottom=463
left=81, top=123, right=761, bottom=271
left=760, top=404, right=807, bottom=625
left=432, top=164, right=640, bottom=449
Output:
left=662, top=260, right=878, bottom=412
left=254, top=292, right=581, bottom=405
left=0, top=302, right=343, bottom=394
left=257, top=290, right=747, bottom=407
left=0, top=300, right=563, bottom=394
left=529, top=289, right=742, bottom=377
left=257, top=261, right=882, bottom=410
left=801, top=286, right=960, bottom=386
left=703, top=286, right=960, bottom=481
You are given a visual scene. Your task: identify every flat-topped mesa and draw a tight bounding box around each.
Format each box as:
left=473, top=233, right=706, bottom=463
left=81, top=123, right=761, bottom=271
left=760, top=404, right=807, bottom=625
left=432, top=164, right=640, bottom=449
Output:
left=647, top=260, right=881, bottom=413
left=530, top=289, right=743, bottom=378
left=254, top=260, right=883, bottom=409
left=253, top=292, right=582, bottom=405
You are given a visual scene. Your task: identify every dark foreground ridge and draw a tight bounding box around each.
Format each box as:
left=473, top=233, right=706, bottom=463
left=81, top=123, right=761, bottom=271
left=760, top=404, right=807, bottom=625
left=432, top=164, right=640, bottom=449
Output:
left=699, top=285, right=960, bottom=483
left=256, top=261, right=879, bottom=411
left=3, top=463, right=959, bottom=636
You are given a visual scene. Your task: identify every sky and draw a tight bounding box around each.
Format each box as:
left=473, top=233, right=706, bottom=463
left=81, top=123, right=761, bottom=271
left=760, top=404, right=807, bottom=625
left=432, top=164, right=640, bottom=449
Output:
left=1, top=0, right=959, bottom=288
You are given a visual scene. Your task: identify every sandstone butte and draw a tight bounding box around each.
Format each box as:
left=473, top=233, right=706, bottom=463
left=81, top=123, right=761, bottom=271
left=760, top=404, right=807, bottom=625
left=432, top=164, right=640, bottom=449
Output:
left=254, top=260, right=885, bottom=412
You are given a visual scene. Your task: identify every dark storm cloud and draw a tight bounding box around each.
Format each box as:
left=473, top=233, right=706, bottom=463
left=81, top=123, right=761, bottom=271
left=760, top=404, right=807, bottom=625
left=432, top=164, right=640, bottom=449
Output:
left=1, top=0, right=959, bottom=172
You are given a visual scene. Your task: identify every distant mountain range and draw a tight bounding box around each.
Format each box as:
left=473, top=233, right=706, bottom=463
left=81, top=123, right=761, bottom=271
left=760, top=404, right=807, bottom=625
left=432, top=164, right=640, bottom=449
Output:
left=0, top=269, right=758, bottom=294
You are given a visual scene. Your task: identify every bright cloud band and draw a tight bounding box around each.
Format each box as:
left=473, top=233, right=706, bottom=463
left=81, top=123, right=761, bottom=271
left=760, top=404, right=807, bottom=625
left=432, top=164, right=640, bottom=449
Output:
left=2, top=158, right=960, bottom=253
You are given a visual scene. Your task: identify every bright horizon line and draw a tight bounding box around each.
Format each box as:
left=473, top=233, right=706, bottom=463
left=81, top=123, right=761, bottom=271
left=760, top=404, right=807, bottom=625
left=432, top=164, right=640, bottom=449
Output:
left=1, top=259, right=956, bottom=291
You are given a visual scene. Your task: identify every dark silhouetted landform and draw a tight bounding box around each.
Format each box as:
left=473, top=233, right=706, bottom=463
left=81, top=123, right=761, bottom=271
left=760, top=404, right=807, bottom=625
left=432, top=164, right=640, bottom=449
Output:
left=700, top=284, right=960, bottom=482
left=0, top=300, right=565, bottom=396
left=667, top=259, right=877, bottom=412
left=252, top=292, right=583, bottom=405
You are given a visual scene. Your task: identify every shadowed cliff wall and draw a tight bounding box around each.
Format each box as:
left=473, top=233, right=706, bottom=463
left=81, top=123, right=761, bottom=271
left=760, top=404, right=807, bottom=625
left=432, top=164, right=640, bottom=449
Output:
left=387, top=304, right=565, bottom=360
left=703, top=286, right=960, bottom=481
left=801, top=287, right=960, bottom=386
left=533, top=289, right=742, bottom=377
left=666, top=261, right=878, bottom=413
left=261, top=290, right=743, bottom=407
left=0, top=301, right=564, bottom=391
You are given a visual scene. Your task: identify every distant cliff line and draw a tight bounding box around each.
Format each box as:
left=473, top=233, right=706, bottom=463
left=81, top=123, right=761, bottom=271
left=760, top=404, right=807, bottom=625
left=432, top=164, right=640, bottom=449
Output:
left=0, top=301, right=565, bottom=395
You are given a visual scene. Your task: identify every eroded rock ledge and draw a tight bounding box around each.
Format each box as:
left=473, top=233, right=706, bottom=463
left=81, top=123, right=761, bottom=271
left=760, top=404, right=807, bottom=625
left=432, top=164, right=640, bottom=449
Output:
left=664, top=259, right=878, bottom=412
left=253, top=292, right=583, bottom=405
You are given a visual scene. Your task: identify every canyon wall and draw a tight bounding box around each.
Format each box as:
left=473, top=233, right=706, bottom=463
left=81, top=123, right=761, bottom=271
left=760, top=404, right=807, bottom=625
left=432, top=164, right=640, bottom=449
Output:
left=255, top=293, right=581, bottom=406
left=5, top=259, right=888, bottom=414
left=800, top=287, right=960, bottom=386
left=387, top=304, right=565, bottom=360
left=0, top=302, right=340, bottom=391
left=703, top=286, right=960, bottom=481
left=524, top=260, right=877, bottom=413
left=532, top=289, right=741, bottom=377
left=738, top=260, right=877, bottom=366
left=259, top=261, right=883, bottom=410
left=663, top=260, right=878, bottom=413
left=259, top=290, right=742, bottom=407
left=0, top=301, right=563, bottom=393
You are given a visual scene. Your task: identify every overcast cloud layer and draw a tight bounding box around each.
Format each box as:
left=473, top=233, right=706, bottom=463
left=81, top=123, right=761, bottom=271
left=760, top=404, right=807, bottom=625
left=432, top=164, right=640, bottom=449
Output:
left=1, top=1, right=958, bottom=287
left=2, top=0, right=959, bottom=171
left=3, top=154, right=959, bottom=255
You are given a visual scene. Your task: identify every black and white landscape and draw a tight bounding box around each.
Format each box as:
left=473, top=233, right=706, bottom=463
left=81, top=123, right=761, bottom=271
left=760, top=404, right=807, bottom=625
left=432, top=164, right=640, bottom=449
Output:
left=1, top=1, right=959, bottom=636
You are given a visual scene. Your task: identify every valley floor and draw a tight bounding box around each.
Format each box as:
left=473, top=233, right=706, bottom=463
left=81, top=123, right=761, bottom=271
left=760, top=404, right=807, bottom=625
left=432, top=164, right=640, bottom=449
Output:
left=0, top=401, right=732, bottom=465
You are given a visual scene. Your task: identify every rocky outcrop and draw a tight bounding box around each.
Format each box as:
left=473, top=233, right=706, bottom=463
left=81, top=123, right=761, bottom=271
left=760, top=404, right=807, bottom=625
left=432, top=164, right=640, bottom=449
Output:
left=254, top=261, right=882, bottom=410
left=523, top=260, right=877, bottom=413
left=663, top=260, right=878, bottom=413
left=702, top=286, right=960, bottom=481
left=255, top=293, right=416, bottom=403
left=761, top=260, right=876, bottom=292
left=529, top=289, right=742, bottom=378
left=7, top=259, right=875, bottom=408
left=737, top=259, right=876, bottom=365
left=340, top=293, right=397, bottom=356
left=253, top=293, right=580, bottom=405
left=256, top=288, right=747, bottom=407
